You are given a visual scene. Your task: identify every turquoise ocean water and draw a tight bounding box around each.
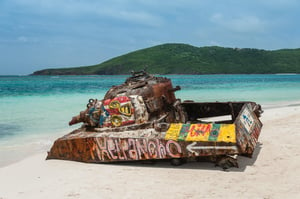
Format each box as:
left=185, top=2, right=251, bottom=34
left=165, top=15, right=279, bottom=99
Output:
left=1, top=74, right=300, bottom=166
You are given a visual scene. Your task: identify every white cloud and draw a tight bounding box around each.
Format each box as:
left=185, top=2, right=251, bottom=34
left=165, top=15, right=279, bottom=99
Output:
left=17, top=36, right=28, bottom=42
left=209, top=40, right=221, bottom=46
left=210, top=13, right=266, bottom=33
left=12, top=0, right=164, bottom=27
left=210, top=13, right=223, bottom=22
left=117, top=10, right=163, bottom=27
left=259, top=0, right=298, bottom=7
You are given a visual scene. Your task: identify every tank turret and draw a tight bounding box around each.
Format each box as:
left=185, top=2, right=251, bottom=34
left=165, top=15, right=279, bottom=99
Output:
left=69, top=70, right=184, bottom=128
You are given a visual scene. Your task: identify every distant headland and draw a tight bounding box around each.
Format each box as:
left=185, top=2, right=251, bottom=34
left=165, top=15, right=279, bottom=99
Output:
left=32, top=43, right=300, bottom=75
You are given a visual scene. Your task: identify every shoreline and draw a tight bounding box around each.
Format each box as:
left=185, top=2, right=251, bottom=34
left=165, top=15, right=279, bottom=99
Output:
left=1, top=103, right=299, bottom=198
left=1, top=100, right=300, bottom=168
left=262, top=100, right=300, bottom=109
left=0, top=101, right=300, bottom=168
left=3, top=73, right=300, bottom=77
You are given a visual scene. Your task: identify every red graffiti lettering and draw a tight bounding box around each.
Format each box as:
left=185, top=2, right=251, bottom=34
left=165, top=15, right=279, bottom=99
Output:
left=91, top=137, right=182, bottom=161
left=107, top=139, right=118, bottom=160
left=120, top=139, right=128, bottom=160
left=189, top=124, right=212, bottom=137
left=136, top=139, right=149, bottom=159
left=148, top=140, right=158, bottom=158
left=95, top=137, right=110, bottom=160
left=128, top=138, right=138, bottom=160
left=166, top=140, right=182, bottom=158
left=156, top=139, right=167, bottom=159
left=114, top=139, right=125, bottom=160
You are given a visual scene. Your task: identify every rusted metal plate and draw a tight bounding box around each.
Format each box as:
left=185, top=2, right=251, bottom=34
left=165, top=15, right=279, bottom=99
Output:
left=47, top=123, right=242, bottom=163
left=235, top=103, right=263, bottom=156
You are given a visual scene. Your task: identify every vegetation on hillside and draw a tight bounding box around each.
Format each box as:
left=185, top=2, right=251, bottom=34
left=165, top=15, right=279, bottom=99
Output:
left=32, top=43, right=300, bottom=75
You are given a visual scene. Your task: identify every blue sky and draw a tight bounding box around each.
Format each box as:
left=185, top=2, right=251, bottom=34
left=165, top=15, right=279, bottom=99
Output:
left=0, top=0, right=299, bottom=75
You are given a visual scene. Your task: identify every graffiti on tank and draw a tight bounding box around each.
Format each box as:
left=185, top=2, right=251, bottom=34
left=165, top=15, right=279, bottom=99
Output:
left=101, top=96, right=135, bottom=127
left=89, top=137, right=182, bottom=161
left=189, top=124, right=212, bottom=137
left=240, top=107, right=254, bottom=133
left=165, top=123, right=236, bottom=143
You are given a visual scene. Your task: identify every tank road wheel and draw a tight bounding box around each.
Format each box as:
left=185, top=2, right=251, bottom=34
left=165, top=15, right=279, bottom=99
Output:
left=170, top=158, right=186, bottom=166
left=215, top=155, right=239, bottom=171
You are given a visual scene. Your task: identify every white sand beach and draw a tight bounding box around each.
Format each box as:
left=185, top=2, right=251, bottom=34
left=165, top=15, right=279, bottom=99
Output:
left=1, top=104, right=300, bottom=199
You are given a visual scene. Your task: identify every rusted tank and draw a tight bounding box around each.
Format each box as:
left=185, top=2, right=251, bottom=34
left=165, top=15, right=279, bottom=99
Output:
left=47, top=71, right=263, bottom=169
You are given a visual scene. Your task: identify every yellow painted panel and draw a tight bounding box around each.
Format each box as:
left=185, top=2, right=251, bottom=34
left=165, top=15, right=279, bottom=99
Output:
left=217, top=124, right=236, bottom=143
left=165, top=123, right=182, bottom=140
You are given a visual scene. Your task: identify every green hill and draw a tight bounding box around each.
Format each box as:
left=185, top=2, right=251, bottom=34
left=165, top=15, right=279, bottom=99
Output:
left=32, top=43, right=300, bottom=75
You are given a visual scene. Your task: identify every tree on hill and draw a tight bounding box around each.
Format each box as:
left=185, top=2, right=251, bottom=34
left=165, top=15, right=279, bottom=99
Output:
left=32, top=43, right=300, bottom=75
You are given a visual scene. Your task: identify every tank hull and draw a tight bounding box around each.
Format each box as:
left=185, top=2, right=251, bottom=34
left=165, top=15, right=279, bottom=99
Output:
left=47, top=102, right=263, bottom=163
